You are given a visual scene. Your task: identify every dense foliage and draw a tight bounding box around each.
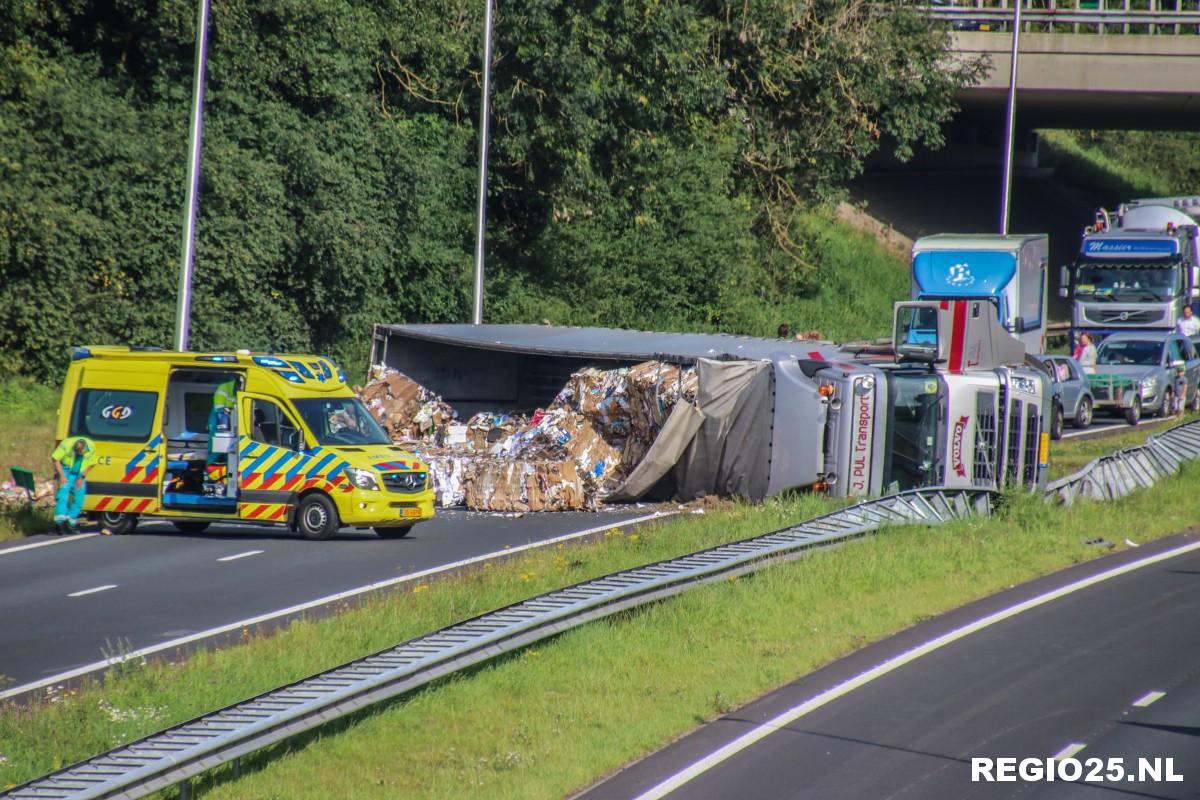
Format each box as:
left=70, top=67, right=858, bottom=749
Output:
left=0, top=0, right=977, bottom=380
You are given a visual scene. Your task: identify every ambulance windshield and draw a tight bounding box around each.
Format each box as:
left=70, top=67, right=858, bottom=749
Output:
left=294, top=398, right=391, bottom=446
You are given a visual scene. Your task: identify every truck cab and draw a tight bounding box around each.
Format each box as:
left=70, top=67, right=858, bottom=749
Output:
left=56, top=348, right=435, bottom=540
left=813, top=299, right=1048, bottom=498
left=1065, top=202, right=1200, bottom=344
left=911, top=234, right=1048, bottom=355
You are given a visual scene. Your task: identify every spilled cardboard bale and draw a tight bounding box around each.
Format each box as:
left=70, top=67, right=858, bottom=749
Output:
left=359, top=361, right=698, bottom=512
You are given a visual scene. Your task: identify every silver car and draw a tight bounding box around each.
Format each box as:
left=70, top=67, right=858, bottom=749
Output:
left=1033, top=355, right=1095, bottom=439
left=1089, top=332, right=1200, bottom=424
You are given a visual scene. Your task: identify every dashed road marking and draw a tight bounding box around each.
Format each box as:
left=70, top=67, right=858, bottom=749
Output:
left=68, top=584, right=117, bottom=598
left=0, top=534, right=99, bottom=557
left=218, top=550, right=264, bottom=562
left=1132, top=690, right=1166, bottom=708
left=1053, top=743, right=1087, bottom=761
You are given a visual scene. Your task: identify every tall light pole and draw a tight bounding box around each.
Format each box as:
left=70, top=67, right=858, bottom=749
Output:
left=471, top=0, right=495, bottom=325
left=998, top=0, right=1022, bottom=236
left=174, top=0, right=211, bottom=351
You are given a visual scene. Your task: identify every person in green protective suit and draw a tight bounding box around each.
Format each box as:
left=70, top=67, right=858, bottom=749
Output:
left=206, top=378, right=237, bottom=485
left=53, top=436, right=98, bottom=534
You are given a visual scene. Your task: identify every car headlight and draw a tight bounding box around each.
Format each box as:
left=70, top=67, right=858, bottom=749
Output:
left=1140, top=376, right=1158, bottom=394
left=345, top=467, right=380, bottom=491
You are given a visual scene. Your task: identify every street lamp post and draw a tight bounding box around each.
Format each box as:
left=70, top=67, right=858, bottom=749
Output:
left=999, top=0, right=1022, bottom=236
left=471, top=0, right=495, bottom=325
left=174, top=0, right=211, bottom=351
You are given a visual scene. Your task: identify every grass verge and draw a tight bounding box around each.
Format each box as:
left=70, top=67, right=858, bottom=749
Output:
left=1039, top=130, right=1173, bottom=204
left=3, top=437, right=1200, bottom=796
left=0, top=380, right=58, bottom=541
left=1046, top=413, right=1194, bottom=480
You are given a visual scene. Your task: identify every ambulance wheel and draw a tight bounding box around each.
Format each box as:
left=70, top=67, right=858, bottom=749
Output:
left=374, top=526, right=412, bottom=539
left=1050, top=404, right=1064, bottom=440
left=1124, top=401, right=1141, bottom=425
left=98, top=512, right=138, bottom=536
left=1073, top=396, right=1093, bottom=429
left=296, top=494, right=339, bottom=541
left=172, top=521, right=211, bottom=534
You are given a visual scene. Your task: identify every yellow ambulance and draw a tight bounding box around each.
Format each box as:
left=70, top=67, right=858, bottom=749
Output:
left=55, top=347, right=435, bottom=540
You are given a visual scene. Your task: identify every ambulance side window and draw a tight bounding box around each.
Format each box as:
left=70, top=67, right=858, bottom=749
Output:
left=250, top=399, right=301, bottom=451
left=69, top=389, right=157, bottom=443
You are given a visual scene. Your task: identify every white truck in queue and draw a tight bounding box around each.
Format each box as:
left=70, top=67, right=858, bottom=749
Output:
left=1064, top=196, right=1200, bottom=344
left=372, top=298, right=1050, bottom=503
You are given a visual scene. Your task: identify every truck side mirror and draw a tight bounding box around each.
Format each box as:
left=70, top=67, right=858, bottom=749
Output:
left=1058, top=287, right=1069, bottom=299
left=1191, top=287, right=1199, bottom=299
left=1013, top=316, right=1026, bottom=333
left=1059, top=265, right=1069, bottom=287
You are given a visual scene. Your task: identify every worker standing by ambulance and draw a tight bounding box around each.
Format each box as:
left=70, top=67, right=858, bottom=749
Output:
left=53, top=437, right=98, bottom=534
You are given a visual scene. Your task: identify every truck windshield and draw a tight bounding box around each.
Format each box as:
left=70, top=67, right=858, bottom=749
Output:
left=883, top=373, right=944, bottom=491
left=293, top=398, right=392, bottom=446
left=1096, top=340, right=1163, bottom=367
left=1074, top=264, right=1180, bottom=303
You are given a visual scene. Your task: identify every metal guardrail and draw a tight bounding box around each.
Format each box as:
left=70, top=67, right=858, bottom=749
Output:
left=923, top=3, right=1200, bottom=35
left=1046, top=417, right=1200, bottom=503
left=1, top=488, right=993, bottom=800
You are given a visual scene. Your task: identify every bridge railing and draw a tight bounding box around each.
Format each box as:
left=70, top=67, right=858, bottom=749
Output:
left=923, top=1, right=1200, bottom=36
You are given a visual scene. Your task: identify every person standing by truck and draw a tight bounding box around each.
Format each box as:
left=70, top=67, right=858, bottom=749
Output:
left=1176, top=305, right=1200, bottom=337
left=1074, top=332, right=1098, bottom=374
left=52, top=436, right=98, bottom=534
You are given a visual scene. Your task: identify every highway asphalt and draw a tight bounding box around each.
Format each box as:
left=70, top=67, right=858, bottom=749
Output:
left=580, top=533, right=1200, bottom=800
left=0, top=508, right=660, bottom=701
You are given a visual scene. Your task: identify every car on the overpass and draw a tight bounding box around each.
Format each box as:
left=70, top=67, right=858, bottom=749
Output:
left=1088, top=331, right=1200, bottom=423
left=1032, top=354, right=1094, bottom=439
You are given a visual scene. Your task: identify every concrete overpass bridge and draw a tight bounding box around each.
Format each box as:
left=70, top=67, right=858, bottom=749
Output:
left=928, top=3, right=1200, bottom=129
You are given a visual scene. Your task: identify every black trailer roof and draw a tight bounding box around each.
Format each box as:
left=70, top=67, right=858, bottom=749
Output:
left=375, top=323, right=841, bottom=365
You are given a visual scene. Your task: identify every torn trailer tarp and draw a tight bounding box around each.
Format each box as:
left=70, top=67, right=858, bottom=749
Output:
left=370, top=324, right=834, bottom=501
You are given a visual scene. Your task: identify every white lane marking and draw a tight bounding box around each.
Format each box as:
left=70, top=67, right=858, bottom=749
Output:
left=0, top=511, right=672, bottom=701
left=632, top=538, right=1200, bottom=800
left=0, top=534, right=99, bottom=557
left=67, top=584, right=117, bottom=598
left=218, top=550, right=264, bottom=562
left=1132, top=690, right=1165, bottom=708
left=1053, top=743, right=1087, bottom=761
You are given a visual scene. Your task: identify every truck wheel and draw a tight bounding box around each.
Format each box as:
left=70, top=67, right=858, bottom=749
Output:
left=1124, top=401, right=1142, bottom=425
left=374, top=526, right=413, bottom=539
left=1073, top=397, right=1093, bottom=429
left=172, top=521, right=211, bottom=534
left=98, top=512, right=138, bottom=536
left=296, top=494, right=339, bottom=541
left=1158, top=387, right=1173, bottom=419
left=1050, top=404, right=1064, bottom=440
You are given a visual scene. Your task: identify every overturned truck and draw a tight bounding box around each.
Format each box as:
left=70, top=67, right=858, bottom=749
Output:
left=371, top=300, right=1049, bottom=503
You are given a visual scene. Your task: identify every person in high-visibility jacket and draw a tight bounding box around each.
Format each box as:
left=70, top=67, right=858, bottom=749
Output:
left=53, top=436, right=98, bottom=533
left=206, top=378, right=237, bottom=484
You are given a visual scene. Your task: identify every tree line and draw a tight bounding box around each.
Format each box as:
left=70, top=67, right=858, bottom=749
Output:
left=0, top=0, right=979, bottom=381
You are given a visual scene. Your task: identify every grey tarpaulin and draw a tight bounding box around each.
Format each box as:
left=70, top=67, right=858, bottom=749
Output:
left=609, top=359, right=774, bottom=501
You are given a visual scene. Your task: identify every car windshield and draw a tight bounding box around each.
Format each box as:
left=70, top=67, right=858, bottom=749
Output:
left=1096, top=340, right=1162, bottom=367
left=1074, top=264, right=1180, bottom=302
left=293, top=398, right=391, bottom=446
